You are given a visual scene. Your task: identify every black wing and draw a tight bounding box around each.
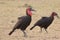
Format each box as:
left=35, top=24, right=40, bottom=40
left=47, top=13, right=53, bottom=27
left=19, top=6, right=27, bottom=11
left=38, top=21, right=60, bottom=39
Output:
left=14, top=16, right=27, bottom=29
left=35, top=17, right=50, bottom=26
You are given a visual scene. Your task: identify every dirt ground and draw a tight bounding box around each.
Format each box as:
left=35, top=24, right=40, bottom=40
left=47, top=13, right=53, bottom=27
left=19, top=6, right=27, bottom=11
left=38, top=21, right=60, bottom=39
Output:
left=0, top=0, right=60, bottom=40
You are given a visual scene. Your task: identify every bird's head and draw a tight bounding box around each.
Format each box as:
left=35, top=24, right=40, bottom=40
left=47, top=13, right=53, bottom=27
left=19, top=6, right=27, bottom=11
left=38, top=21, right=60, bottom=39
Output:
left=26, top=6, right=36, bottom=16
left=51, top=12, right=60, bottom=18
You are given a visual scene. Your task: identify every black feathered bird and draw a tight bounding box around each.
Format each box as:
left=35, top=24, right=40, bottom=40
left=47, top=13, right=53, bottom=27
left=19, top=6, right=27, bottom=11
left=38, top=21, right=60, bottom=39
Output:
left=9, top=6, right=35, bottom=37
left=30, top=12, right=59, bottom=32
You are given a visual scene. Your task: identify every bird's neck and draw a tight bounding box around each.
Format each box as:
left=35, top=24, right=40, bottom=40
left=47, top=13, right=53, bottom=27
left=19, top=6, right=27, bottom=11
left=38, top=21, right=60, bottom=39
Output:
left=26, top=9, right=32, bottom=17
left=50, top=15, right=54, bottom=19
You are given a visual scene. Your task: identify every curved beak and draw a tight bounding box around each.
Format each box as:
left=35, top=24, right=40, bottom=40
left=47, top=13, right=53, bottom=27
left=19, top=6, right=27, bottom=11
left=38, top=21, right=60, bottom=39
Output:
left=56, top=15, right=60, bottom=18
left=31, top=8, right=36, bottom=11
left=31, top=8, right=36, bottom=15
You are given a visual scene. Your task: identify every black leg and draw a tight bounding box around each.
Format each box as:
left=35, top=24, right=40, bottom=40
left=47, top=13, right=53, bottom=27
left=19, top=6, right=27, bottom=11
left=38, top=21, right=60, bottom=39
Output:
left=40, top=27, right=42, bottom=32
left=22, top=30, right=27, bottom=37
left=45, top=29, right=48, bottom=33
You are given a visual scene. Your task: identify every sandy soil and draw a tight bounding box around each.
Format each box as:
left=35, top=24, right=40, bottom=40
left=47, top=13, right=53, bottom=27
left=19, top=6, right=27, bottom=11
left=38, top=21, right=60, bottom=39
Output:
left=0, top=0, right=60, bottom=40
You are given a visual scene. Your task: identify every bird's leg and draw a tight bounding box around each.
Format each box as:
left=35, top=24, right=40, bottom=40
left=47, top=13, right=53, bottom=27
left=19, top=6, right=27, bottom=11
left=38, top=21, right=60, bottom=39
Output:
left=40, top=28, right=42, bottom=32
left=22, top=30, right=27, bottom=37
left=45, top=29, right=48, bottom=33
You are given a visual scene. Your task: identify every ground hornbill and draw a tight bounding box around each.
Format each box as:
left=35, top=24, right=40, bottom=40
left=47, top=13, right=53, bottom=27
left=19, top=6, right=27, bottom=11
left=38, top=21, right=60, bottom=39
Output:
left=30, top=12, right=59, bottom=32
left=9, top=6, right=35, bottom=37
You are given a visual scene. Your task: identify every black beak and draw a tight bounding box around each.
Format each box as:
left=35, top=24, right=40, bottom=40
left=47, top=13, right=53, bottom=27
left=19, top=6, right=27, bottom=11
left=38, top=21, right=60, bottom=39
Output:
left=31, top=9, right=36, bottom=12
left=56, top=15, right=60, bottom=18
left=31, top=8, right=36, bottom=11
left=30, top=7, right=36, bottom=11
left=30, top=8, right=36, bottom=15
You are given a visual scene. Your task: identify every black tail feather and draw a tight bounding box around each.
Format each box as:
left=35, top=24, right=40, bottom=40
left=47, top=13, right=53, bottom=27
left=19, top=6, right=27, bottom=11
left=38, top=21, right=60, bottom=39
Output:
left=30, top=25, right=35, bottom=30
left=9, top=28, right=16, bottom=35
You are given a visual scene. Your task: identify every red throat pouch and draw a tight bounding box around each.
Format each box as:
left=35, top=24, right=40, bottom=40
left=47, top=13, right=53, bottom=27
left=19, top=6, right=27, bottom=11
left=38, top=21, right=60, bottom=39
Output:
left=27, top=10, right=32, bottom=16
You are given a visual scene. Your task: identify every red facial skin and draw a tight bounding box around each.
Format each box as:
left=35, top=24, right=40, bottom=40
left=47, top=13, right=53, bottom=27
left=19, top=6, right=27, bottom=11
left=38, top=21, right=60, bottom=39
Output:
left=26, top=7, right=32, bottom=16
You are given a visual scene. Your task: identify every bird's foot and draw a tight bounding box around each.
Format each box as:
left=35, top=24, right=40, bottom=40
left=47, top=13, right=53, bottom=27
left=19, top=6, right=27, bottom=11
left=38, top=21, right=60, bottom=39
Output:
left=39, top=28, right=42, bottom=33
left=24, top=34, right=28, bottom=37
left=45, top=29, right=48, bottom=33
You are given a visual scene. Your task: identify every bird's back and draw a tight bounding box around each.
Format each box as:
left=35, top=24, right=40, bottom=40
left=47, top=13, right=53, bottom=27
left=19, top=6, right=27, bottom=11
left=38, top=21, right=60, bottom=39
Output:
left=34, top=17, right=54, bottom=28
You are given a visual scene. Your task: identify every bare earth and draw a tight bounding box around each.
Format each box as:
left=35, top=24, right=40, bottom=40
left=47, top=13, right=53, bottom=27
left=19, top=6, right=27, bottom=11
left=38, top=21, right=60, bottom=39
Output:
left=0, top=0, right=60, bottom=40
